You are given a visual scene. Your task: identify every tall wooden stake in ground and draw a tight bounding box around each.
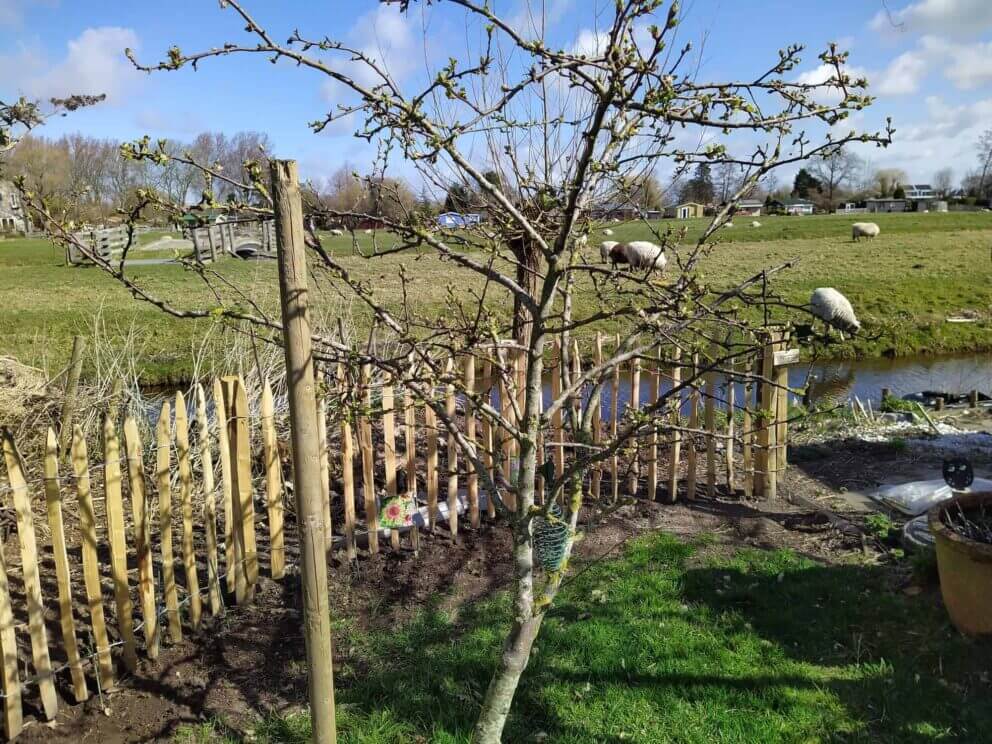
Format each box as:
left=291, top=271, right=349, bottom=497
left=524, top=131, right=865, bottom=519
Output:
left=271, top=159, right=337, bottom=744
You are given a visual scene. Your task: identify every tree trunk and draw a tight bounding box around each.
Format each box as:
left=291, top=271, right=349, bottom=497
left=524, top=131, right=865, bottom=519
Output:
left=510, top=239, right=540, bottom=347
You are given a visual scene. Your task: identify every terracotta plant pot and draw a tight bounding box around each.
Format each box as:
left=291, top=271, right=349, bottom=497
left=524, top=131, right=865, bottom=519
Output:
left=929, top=492, right=992, bottom=636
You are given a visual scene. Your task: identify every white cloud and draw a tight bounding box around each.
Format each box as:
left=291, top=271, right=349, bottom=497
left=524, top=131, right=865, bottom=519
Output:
left=794, top=62, right=870, bottom=103
left=874, top=50, right=929, bottom=95
left=870, top=0, right=992, bottom=37
left=572, top=29, right=609, bottom=58
left=919, top=36, right=992, bottom=89
left=18, top=27, right=141, bottom=103
left=0, top=0, right=57, bottom=28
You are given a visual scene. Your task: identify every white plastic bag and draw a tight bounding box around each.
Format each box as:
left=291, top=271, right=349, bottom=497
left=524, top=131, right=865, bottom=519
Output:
left=872, top=477, right=992, bottom=517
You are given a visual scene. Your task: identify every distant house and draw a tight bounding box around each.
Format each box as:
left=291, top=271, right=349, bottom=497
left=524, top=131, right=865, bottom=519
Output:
left=768, top=198, right=814, bottom=216
left=437, top=212, right=482, bottom=229
left=865, top=198, right=907, bottom=213
left=664, top=202, right=705, bottom=220
left=588, top=202, right=643, bottom=221
left=733, top=199, right=764, bottom=217
left=838, top=202, right=869, bottom=214
left=904, top=184, right=935, bottom=200
left=0, top=180, right=27, bottom=233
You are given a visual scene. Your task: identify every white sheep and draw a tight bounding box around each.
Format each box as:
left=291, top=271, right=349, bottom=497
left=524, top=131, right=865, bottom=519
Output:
left=575, top=234, right=589, bottom=248
left=724, top=221, right=734, bottom=228
left=852, top=222, right=880, bottom=241
left=810, top=287, right=860, bottom=338
left=600, top=240, right=619, bottom=262
left=751, top=221, right=762, bottom=228
left=329, top=228, right=344, bottom=236
left=610, top=241, right=667, bottom=272
left=364, top=228, right=373, bottom=235
left=602, top=228, right=614, bottom=236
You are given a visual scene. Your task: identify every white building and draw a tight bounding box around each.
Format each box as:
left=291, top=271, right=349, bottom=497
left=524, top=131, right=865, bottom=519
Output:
left=904, top=184, right=935, bottom=200
left=0, top=180, right=27, bottom=233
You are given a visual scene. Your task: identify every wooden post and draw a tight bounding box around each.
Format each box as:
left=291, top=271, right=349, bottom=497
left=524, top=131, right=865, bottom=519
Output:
left=628, top=357, right=641, bottom=496
left=757, top=336, right=776, bottom=499
left=446, top=359, right=459, bottom=542
left=726, top=365, right=736, bottom=493
left=43, top=430, right=89, bottom=699
left=58, top=334, right=85, bottom=459
left=402, top=385, right=420, bottom=551
left=271, top=158, right=337, bottom=744
left=68, top=428, right=114, bottom=695
left=102, top=418, right=138, bottom=672
left=647, top=351, right=660, bottom=502
left=881, top=387, right=891, bottom=403
left=591, top=334, right=604, bottom=501
left=338, top=364, right=357, bottom=560
left=742, top=357, right=754, bottom=500
left=705, top=361, right=717, bottom=498
left=317, top=379, right=333, bottom=546
left=196, top=384, right=223, bottom=615
left=123, top=418, right=159, bottom=658
left=686, top=353, right=699, bottom=501
left=0, top=520, right=20, bottom=739
left=481, top=359, right=496, bottom=520
left=223, top=376, right=258, bottom=601
left=358, top=364, right=378, bottom=554
left=667, top=347, right=682, bottom=503
left=3, top=432, right=58, bottom=716
left=213, top=377, right=236, bottom=595
left=425, top=403, right=439, bottom=531
left=382, top=381, right=400, bottom=550
left=550, top=341, right=565, bottom=479
left=935, top=396, right=945, bottom=411
left=970, top=389, right=979, bottom=408
left=175, top=392, right=202, bottom=629
left=775, top=333, right=790, bottom=477
left=611, top=336, right=621, bottom=502
left=262, top=381, right=286, bottom=577
left=465, top=356, right=479, bottom=529
left=156, top=402, right=182, bottom=642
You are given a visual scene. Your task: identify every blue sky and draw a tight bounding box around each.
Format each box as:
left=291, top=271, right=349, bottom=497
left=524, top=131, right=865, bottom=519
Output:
left=2, top=0, right=991, bottom=189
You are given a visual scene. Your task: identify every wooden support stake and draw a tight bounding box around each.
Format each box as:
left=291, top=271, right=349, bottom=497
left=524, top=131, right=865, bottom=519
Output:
left=272, top=159, right=337, bottom=744
left=481, top=360, right=496, bottom=520
left=102, top=418, right=137, bottom=672
left=425, top=403, right=439, bottom=531
left=464, top=356, right=479, bottom=529
left=647, top=352, right=660, bottom=502
left=2, top=431, right=58, bottom=717
left=196, top=384, right=223, bottom=616
left=124, top=418, right=158, bottom=659
left=359, top=364, right=378, bottom=554
left=69, top=427, right=114, bottom=695
left=628, top=357, right=641, bottom=496
left=667, top=347, right=682, bottom=503
left=223, top=376, right=257, bottom=601
left=705, top=362, right=717, bottom=498
left=742, top=358, right=754, bottom=500
left=156, top=402, right=182, bottom=642
left=213, top=377, right=236, bottom=595
left=611, top=336, right=621, bottom=502
left=726, top=365, right=736, bottom=492
left=686, top=354, right=699, bottom=501
left=0, top=524, right=20, bottom=739
left=403, top=385, right=420, bottom=552
left=43, top=429, right=89, bottom=699
left=775, top=334, right=790, bottom=476
left=550, top=340, right=565, bottom=479
left=58, top=334, right=85, bottom=459
left=591, top=334, right=604, bottom=501
left=382, top=382, right=400, bottom=550
left=176, top=392, right=202, bottom=629
left=261, top=381, right=285, bottom=577
left=317, top=390, right=333, bottom=545
left=338, top=365, right=357, bottom=560
left=446, top=359, right=459, bottom=542
left=757, top=337, right=775, bottom=500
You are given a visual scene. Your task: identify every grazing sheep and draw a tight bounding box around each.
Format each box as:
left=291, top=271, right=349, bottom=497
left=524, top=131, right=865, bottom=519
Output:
left=724, top=221, right=734, bottom=228
left=329, top=228, right=344, bottom=236
left=575, top=234, right=589, bottom=248
left=810, top=287, right=860, bottom=338
left=609, top=241, right=667, bottom=272
left=600, top=240, right=619, bottom=262
left=851, top=222, right=880, bottom=241
left=602, top=228, right=614, bottom=236
left=751, top=221, right=762, bottom=228
left=364, top=228, right=373, bottom=235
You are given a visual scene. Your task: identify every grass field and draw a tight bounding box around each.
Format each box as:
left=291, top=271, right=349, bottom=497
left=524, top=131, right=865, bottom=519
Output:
left=173, top=532, right=992, bottom=743
left=1, top=212, right=990, bottom=382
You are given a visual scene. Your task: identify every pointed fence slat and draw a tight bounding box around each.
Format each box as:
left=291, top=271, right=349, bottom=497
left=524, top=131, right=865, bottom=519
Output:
left=102, top=418, right=138, bottom=672
left=359, top=365, right=378, bottom=554
left=223, top=376, right=256, bottom=602
left=261, top=381, right=285, bottom=578
left=403, top=385, right=420, bottom=552
left=317, top=387, right=332, bottom=545
left=726, top=365, right=736, bottom=492
left=3, top=431, right=59, bottom=716
left=464, top=356, right=479, bottom=528
left=550, top=341, right=564, bottom=479
left=425, top=403, right=439, bottom=531
left=610, top=337, right=621, bottom=502
left=667, top=347, right=682, bottom=503
left=175, top=392, right=202, bottom=629
left=157, top=402, right=182, bottom=643
left=591, top=333, right=604, bottom=501
left=124, top=417, right=159, bottom=659
left=481, top=360, right=496, bottom=520
left=445, top=360, right=458, bottom=542
left=686, top=354, right=699, bottom=501
left=647, top=354, right=660, bottom=502
left=213, top=378, right=236, bottom=595
left=705, top=363, right=717, bottom=498
left=43, top=429, right=89, bottom=700
left=71, top=427, right=115, bottom=694
left=196, top=384, right=223, bottom=616
left=628, top=357, right=641, bottom=496
left=382, top=382, right=400, bottom=550
left=0, top=527, right=21, bottom=740
left=338, top=364, right=357, bottom=559
left=742, top=358, right=754, bottom=500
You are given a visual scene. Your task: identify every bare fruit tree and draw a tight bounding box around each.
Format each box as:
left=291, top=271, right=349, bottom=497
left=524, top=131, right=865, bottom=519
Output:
left=19, top=1, right=891, bottom=740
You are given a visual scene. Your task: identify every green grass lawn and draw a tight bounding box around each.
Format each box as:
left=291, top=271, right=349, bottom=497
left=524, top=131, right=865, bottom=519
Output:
left=2, top=211, right=991, bottom=382
left=174, top=532, right=992, bottom=743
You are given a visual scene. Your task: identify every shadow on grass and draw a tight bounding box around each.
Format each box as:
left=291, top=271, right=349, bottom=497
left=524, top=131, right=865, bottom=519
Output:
left=226, top=534, right=992, bottom=743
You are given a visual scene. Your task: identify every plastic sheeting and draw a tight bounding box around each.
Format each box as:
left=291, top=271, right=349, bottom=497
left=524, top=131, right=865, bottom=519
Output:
left=872, top=478, right=992, bottom=517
